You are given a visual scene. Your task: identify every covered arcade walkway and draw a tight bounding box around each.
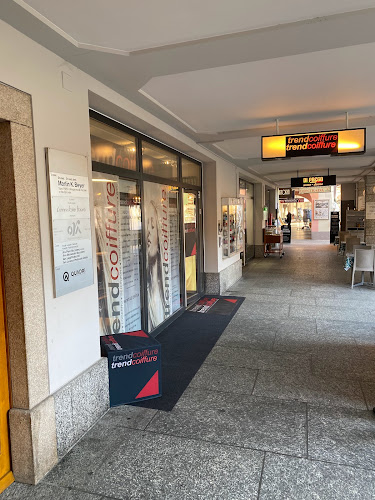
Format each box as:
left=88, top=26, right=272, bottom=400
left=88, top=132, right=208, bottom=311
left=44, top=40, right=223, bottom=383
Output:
left=3, top=242, right=375, bottom=499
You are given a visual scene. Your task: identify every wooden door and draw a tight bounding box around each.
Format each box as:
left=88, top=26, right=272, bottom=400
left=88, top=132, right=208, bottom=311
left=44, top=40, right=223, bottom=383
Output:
left=0, top=236, right=13, bottom=493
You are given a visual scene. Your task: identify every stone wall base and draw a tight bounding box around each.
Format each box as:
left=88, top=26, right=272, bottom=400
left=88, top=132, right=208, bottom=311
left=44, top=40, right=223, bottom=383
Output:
left=54, top=357, right=109, bottom=459
left=205, top=259, right=242, bottom=294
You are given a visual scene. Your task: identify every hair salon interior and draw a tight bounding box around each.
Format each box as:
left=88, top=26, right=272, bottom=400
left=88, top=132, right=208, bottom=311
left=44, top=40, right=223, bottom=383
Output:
left=1, top=1, right=375, bottom=493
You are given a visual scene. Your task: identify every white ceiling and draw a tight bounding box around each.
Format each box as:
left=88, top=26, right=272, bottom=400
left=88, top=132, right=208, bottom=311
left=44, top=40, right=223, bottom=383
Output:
left=141, top=43, right=375, bottom=133
left=13, top=0, right=375, bottom=53
left=3, top=0, right=375, bottom=186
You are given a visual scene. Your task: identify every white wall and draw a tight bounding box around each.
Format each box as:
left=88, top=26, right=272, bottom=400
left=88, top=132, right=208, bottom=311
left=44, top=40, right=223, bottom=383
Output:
left=0, top=19, right=268, bottom=392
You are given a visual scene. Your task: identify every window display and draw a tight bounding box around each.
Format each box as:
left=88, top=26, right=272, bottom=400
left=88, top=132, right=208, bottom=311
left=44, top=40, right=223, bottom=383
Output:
left=222, top=198, right=244, bottom=258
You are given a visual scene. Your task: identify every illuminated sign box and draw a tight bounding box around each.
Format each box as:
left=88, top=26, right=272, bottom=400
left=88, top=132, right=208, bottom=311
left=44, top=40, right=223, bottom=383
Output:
left=291, top=175, right=336, bottom=188
left=262, top=128, right=365, bottom=160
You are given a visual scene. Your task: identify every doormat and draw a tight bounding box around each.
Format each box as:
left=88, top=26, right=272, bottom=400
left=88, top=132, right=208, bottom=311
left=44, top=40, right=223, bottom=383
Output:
left=132, top=295, right=244, bottom=412
left=188, top=295, right=240, bottom=315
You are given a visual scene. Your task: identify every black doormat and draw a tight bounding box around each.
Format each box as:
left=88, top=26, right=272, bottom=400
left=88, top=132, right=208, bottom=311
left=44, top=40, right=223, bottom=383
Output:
left=132, top=295, right=244, bottom=411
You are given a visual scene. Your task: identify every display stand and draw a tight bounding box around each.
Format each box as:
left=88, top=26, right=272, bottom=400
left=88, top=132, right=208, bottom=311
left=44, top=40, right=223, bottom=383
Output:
left=101, top=331, right=162, bottom=407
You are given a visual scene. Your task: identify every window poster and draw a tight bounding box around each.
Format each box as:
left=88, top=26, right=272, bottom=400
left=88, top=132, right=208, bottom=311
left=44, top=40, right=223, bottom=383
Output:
left=47, top=148, right=94, bottom=297
left=143, top=181, right=181, bottom=332
left=314, top=199, right=330, bottom=220
left=119, top=179, right=142, bottom=331
left=93, top=172, right=141, bottom=335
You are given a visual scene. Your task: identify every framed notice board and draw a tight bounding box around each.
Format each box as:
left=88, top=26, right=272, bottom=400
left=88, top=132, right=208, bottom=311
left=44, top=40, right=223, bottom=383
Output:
left=46, top=148, right=94, bottom=297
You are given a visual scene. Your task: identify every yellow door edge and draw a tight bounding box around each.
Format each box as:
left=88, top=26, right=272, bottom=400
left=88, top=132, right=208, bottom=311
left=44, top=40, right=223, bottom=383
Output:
left=0, top=471, right=14, bottom=494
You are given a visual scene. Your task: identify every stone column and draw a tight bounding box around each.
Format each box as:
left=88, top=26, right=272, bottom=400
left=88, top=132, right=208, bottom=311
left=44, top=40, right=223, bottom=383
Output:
left=0, top=85, right=58, bottom=484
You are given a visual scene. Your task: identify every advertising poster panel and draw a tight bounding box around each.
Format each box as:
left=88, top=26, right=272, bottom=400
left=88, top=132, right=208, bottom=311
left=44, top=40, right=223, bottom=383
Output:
left=143, top=181, right=180, bottom=332
left=93, top=172, right=142, bottom=335
left=314, top=199, right=330, bottom=220
left=47, top=149, right=94, bottom=297
left=119, top=179, right=142, bottom=332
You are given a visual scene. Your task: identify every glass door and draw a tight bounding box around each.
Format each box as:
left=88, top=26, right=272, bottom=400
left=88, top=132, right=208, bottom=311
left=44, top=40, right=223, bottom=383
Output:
left=183, top=191, right=200, bottom=303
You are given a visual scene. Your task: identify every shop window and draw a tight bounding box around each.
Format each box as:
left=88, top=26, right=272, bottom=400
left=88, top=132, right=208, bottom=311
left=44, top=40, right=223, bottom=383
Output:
left=143, top=181, right=181, bottom=331
left=182, top=158, right=201, bottom=186
left=90, top=118, right=137, bottom=171
left=92, top=172, right=142, bottom=335
left=142, top=142, right=178, bottom=180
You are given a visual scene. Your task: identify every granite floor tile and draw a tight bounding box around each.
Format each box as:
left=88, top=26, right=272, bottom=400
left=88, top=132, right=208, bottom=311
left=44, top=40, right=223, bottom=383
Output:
left=0, top=483, right=102, bottom=500
left=259, top=453, right=375, bottom=500
left=234, top=303, right=290, bottom=319
left=316, top=319, right=375, bottom=337
left=290, top=289, right=335, bottom=298
left=273, top=332, right=357, bottom=354
left=360, top=381, right=375, bottom=410
left=308, top=405, right=375, bottom=469
left=217, top=323, right=275, bottom=350
left=188, top=363, right=258, bottom=395
left=311, top=351, right=375, bottom=381
left=205, top=345, right=311, bottom=372
left=253, top=369, right=367, bottom=410
left=44, top=420, right=123, bottom=489
left=82, top=431, right=264, bottom=500
left=290, top=304, right=375, bottom=322
left=315, top=297, right=375, bottom=309
left=98, top=405, right=157, bottom=430
left=147, top=388, right=307, bottom=457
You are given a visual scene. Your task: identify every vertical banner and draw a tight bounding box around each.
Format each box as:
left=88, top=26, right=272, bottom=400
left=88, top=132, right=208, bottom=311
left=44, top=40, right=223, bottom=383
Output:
left=169, top=189, right=181, bottom=313
left=93, top=172, right=124, bottom=335
left=143, top=182, right=181, bottom=332
left=47, top=149, right=94, bottom=297
left=119, top=179, right=142, bottom=332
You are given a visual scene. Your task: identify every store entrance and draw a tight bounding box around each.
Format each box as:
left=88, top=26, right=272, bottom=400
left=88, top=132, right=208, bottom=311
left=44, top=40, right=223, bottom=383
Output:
left=0, top=234, right=13, bottom=493
left=183, top=190, right=201, bottom=304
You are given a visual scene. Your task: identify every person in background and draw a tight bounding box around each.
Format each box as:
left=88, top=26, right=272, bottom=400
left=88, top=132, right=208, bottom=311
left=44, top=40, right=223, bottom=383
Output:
left=286, top=211, right=292, bottom=233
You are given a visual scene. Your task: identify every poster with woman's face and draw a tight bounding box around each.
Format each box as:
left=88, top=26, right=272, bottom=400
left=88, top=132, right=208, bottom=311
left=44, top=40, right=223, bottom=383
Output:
left=143, top=182, right=181, bottom=332
left=143, top=181, right=169, bottom=332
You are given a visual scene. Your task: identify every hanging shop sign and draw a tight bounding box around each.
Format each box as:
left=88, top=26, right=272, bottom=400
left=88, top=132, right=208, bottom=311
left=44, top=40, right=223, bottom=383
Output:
left=279, top=188, right=294, bottom=199
left=314, top=199, right=330, bottom=220
left=291, top=175, right=336, bottom=188
left=296, top=186, right=332, bottom=194
left=262, top=128, right=365, bottom=160
left=46, top=148, right=94, bottom=297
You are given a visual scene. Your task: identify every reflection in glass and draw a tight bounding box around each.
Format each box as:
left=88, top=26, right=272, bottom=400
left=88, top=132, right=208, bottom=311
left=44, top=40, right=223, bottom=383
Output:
left=142, top=142, right=178, bottom=180
left=182, top=158, right=201, bottom=186
left=90, top=118, right=137, bottom=171
left=184, top=192, right=198, bottom=297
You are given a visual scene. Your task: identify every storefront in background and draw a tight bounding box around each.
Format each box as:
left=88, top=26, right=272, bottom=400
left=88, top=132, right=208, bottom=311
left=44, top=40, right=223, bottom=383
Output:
left=90, top=111, right=203, bottom=335
left=239, top=179, right=255, bottom=261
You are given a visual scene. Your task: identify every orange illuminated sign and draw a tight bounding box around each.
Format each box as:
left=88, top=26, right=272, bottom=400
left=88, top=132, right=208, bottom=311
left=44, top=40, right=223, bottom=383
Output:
left=262, top=128, right=365, bottom=160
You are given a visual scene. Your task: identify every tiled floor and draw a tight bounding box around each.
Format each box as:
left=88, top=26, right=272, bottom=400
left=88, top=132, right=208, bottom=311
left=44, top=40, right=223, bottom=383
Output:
left=3, top=241, right=375, bottom=499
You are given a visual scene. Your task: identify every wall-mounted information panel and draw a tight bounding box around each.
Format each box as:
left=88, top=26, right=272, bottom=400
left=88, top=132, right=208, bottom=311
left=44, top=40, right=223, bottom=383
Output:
left=291, top=175, right=336, bottom=188
left=262, top=128, right=365, bottom=160
left=46, top=148, right=94, bottom=297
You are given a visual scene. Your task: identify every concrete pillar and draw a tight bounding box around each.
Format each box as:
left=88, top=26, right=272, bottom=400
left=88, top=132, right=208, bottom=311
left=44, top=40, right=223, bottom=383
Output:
left=254, top=183, right=265, bottom=257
